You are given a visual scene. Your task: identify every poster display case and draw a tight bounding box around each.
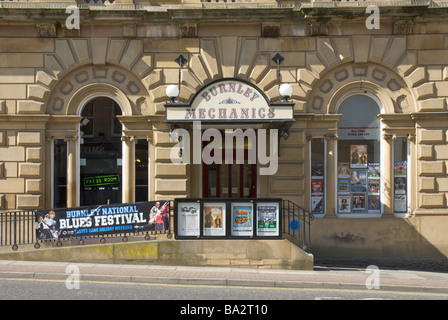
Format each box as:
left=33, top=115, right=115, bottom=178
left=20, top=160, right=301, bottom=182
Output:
left=174, top=198, right=282, bottom=239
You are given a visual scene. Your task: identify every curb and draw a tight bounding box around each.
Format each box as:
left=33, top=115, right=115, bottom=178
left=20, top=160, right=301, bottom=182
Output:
left=2, top=271, right=448, bottom=295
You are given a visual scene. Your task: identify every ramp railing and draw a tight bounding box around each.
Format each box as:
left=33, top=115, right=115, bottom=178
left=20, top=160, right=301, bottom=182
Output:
left=281, top=200, right=313, bottom=253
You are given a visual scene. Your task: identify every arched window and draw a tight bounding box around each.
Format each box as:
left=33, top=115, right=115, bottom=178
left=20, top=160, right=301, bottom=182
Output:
left=336, top=94, right=381, bottom=214
left=79, top=97, right=123, bottom=206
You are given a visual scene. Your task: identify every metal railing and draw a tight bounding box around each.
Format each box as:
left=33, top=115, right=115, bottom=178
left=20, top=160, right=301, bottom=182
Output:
left=282, top=200, right=313, bottom=253
left=0, top=211, right=36, bottom=251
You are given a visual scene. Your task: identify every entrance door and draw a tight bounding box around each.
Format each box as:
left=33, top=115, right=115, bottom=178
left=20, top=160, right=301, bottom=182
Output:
left=202, top=134, right=257, bottom=198
left=80, top=97, right=122, bottom=206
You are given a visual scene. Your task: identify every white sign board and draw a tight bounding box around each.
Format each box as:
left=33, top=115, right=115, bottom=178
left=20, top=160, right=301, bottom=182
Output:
left=166, top=79, right=293, bottom=122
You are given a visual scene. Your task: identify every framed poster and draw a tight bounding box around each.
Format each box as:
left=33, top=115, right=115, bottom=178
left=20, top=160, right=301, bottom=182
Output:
left=256, top=202, right=279, bottom=236
left=350, top=145, right=368, bottom=168
left=338, top=178, right=350, bottom=194
left=394, top=160, right=407, bottom=177
left=350, top=169, right=367, bottom=193
left=311, top=163, right=324, bottom=178
left=394, top=194, right=407, bottom=213
left=311, top=178, right=324, bottom=195
left=203, top=203, right=226, bottom=236
left=368, top=179, right=380, bottom=194
left=394, top=177, right=407, bottom=195
left=352, top=194, right=366, bottom=211
left=368, top=195, right=381, bottom=213
left=338, top=195, right=351, bottom=213
left=311, top=196, right=324, bottom=214
left=177, top=202, right=200, bottom=237
left=231, top=202, right=253, bottom=236
left=368, top=163, right=380, bottom=178
left=337, top=162, right=350, bottom=178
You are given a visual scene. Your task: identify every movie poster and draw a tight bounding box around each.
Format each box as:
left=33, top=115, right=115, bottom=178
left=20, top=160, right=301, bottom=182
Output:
left=368, top=179, right=380, bottom=194
left=177, top=202, right=200, bottom=237
left=311, top=163, right=324, bottom=178
left=35, top=201, right=170, bottom=240
left=338, top=179, right=350, bottom=194
left=350, top=145, right=368, bottom=168
left=394, top=177, right=407, bottom=195
left=350, top=170, right=367, bottom=192
left=338, top=196, right=351, bottom=213
left=394, top=194, right=407, bottom=213
left=337, top=162, right=350, bottom=178
left=394, top=160, right=407, bottom=177
left=231, top=203, right=253, bottom=236
left=352, top=194, right=366, bottom=211
left=368, top=163, right=380, bottom=178
left=311, top=196, right=324, bottom=213
left=311, top=178, right=324, bottom=195
left=368, top=195, right=381, bottom=213
left=256, top=203, right=279, bottom=236
left=203, top=203, right=226, bottom=236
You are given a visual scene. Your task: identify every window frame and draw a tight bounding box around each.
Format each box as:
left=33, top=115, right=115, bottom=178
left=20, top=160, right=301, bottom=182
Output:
left=334, top=93, right=384, bottom=218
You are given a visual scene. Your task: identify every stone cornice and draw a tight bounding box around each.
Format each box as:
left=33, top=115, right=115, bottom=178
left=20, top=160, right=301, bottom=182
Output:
left=1, top=2, right=448, bottom=25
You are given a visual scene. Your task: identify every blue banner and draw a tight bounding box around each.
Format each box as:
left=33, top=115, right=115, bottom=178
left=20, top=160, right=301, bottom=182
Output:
left=35, top=201, right=170, bottom=240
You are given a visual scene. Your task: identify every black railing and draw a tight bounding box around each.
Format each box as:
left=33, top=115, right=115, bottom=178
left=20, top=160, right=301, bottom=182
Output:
left=0, top=211, right=36, bottom=251
left=282, top=200, right=313, bottom=253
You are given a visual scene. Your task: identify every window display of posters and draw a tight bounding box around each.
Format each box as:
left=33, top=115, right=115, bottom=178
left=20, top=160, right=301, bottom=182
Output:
left=177, top=202, right=200, bottom=237
left=368, top=163, right=380, bottom=178
left=394, top=160, right=407, bottom=177
left=311, top=178, right=324, bottom=195
left=338, top=178, right=350, bottom=194
left=394, top=177, right=407, bottom=195
left=311, top=196, right=324, bottom=213
left=394, top=194, right=407, bottom=213
left=256, top=202, right=279, bottom=236
left=203, top=203, right=226, bottom=236
left=231, top=203, right=253, bottom=236
left=350, top=169, right=367, bottom=192
left=368, top=195, right=381, bottom=213
left=311, top=163, right=324, bottom=178
left=338, top=195, right=351, bottom=213
left=368, top=179, right=380, bottom=194
left=337, top=162, right=350, bottom=178
left=352, top=194, right=366, bottom=211
left=350, top=145, right=368, bottom=168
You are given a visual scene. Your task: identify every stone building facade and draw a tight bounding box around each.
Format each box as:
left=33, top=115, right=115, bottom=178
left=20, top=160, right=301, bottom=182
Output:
left=0, top=0, right=447, bottom=264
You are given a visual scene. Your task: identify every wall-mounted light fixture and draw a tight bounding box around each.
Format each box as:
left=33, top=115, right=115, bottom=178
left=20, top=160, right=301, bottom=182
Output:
left=272, top=52, right=293, bottom=103
left=165, top=54, right=187, bottom=103
left=166, top=84, right=180, bottom=103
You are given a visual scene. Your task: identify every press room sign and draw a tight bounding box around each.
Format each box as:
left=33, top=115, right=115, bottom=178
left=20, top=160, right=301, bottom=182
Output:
left=165, top=79, right=294, bottom=122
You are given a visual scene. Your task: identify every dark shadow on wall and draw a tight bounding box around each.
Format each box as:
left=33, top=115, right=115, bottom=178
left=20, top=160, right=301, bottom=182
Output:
left=309, top=216, right=448, bottom=271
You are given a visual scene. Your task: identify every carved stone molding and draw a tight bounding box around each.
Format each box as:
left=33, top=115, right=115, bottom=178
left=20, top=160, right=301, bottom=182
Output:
left=36, top=23, right=57, bottom=38
left=324, top=133, right=338, bottom=140
left=64, top=135, right=78, bottom=142
left=121, top=135, right=135, bottom=142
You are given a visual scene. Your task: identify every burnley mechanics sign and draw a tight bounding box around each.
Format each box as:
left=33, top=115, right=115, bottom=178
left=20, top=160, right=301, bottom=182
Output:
left=165, top=79, right=294, bottom=122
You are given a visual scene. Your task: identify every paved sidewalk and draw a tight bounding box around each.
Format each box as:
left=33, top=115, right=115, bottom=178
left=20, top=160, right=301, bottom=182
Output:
left=1, top=260, right=448, bottom=294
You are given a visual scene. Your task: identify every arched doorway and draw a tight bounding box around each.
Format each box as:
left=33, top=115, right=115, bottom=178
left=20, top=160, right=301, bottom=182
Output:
left=79, top=97, right=123, bottom=206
